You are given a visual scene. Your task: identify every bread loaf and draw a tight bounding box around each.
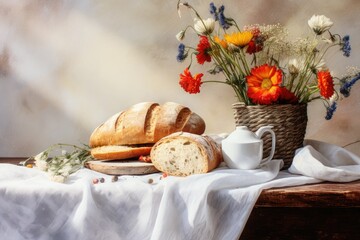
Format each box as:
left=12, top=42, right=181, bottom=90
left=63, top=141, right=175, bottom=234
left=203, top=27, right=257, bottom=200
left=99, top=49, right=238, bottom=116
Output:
left=89, top=102, right=206, bottom=160
left=150, top=132, right=222, bottom=176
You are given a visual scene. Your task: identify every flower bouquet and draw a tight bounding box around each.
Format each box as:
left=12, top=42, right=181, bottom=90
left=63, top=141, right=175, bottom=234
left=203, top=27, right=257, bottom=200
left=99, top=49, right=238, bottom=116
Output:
left=175, top=1, right=360, bottom=167
left=22, top=144, right=92, bottom=183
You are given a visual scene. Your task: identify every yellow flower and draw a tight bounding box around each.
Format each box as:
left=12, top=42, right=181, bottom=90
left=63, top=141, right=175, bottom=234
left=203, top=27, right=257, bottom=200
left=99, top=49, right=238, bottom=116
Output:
left=213, top=36, right=228, bottom=49
left=224, top=31, right=253, bottom=47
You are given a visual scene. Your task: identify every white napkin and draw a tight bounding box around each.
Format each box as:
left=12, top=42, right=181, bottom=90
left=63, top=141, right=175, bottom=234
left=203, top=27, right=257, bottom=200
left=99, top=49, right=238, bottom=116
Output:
left=289, top=139, right=360, bottom=182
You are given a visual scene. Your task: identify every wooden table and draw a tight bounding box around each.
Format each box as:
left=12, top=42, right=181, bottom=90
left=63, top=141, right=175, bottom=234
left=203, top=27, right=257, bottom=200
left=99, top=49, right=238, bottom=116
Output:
left=241, top=179, right=360, bottom=239
left=1, top=158, right=359, bottom=239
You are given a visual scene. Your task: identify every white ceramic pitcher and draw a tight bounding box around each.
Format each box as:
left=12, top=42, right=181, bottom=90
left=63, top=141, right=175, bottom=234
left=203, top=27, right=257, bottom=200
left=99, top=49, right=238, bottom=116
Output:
left=222, top=126, right=276, bottom=169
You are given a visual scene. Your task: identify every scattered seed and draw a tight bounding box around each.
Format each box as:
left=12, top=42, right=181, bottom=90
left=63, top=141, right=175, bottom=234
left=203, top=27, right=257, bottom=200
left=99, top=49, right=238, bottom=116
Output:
left=92, top=178, right=99, bottom=184
left=148, top=178, right=154, bottom=184
left=99, top=177, right=105, bottom=183
left=26, top=164, right=33, bottom=168
left=112, top=176, right=119, bottom=182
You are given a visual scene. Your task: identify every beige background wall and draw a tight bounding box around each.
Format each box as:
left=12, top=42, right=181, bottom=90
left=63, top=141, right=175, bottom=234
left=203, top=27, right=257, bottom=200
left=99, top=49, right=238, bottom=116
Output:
left=1, top=0, right=360, bottom=156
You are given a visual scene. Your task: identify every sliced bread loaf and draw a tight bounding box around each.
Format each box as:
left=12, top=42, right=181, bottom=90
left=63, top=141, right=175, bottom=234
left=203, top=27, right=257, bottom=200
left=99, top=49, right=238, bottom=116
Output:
left=150, top=132, right=222, bottom=176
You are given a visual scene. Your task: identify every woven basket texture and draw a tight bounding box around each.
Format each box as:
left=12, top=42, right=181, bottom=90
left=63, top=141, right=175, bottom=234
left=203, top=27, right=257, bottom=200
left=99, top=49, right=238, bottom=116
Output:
left=232, top=103, right=308, bottom=169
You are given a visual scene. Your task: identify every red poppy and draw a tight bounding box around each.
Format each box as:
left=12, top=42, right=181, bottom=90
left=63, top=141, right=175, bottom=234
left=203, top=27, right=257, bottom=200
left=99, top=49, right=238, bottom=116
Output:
left=246, top=40, right=263, bottom=54
left=196, top=36, right=212, bottom=64
left=245, top=26, right=264, bottom=54
left=246, top=64, right=282, bottom=104
left=278, top=87, right=298, bottom=104
left=317, top=70, right=334, bottom=99
left=179, top=68, right=203, bottom=94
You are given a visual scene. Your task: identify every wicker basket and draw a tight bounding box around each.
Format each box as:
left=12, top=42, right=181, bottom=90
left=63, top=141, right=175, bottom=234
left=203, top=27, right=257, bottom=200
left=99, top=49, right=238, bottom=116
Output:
left=232, top=102, right=308, bottom=169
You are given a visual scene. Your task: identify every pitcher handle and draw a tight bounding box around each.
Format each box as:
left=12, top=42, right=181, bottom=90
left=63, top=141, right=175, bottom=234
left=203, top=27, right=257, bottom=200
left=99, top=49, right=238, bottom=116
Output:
left=256, top=127, right=276, bottom=166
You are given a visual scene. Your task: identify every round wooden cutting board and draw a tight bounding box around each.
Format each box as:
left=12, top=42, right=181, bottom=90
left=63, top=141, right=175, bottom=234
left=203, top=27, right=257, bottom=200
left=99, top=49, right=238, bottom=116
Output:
left=85, top=160, right=160, bottom=175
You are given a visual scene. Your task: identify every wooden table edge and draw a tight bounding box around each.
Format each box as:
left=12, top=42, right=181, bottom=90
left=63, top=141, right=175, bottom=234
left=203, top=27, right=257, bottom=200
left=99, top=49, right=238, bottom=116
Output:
left=256, top=179, right=360, bottom=208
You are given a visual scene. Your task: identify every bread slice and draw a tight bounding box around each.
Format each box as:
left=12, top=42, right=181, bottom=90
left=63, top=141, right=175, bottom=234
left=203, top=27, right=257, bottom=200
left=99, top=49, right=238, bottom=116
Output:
left=150, top=132, right=222, bottom=176
left=91, top=145, right=152, bottom=160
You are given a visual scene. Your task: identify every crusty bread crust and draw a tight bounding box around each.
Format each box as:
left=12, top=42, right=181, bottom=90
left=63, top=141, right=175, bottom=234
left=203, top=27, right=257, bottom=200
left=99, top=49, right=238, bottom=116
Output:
left=89, top=102, right=159, bottom=147
left=91, top=145, right=152, bottom=160
left=118, top=102, right=158, bottom=145
left=153, top=102, right=190, bottom=142
left=89, top=112, right=124, bottom=148
left=89, top=102, right=206, bottom=148
left=203, top=135, right=223, bottom=171
left=182, top=112, right=206, bottom=135
left=150, top=132, right=222, bottom=176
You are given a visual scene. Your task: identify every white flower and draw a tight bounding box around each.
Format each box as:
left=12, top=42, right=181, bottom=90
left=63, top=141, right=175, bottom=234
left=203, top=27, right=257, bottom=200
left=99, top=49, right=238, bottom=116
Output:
left=34, top=151, right=49, bottom=171
left=288, top=59, right=301, bottom=75
left=49, top=174, right=66, bottom=183
left=74, top=159, right=81, bottom=165
left=314, top=59, right=327, bottom=71
left=176, top=30, right=185, bottom=41
left=308, top=15, right=333, bottom=35
left=58, top=164, right=73, bottom=176
left=51, top=158, right=60, bottom=165
left=34, top=152, right=47, bottom=161
left=35, top=159, right=49, bottom=171
left=194, top=18, right=215, bottom=35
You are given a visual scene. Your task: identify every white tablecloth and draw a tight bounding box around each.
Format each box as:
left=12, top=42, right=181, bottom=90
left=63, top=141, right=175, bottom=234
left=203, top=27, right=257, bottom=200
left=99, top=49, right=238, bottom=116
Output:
left=1, top=139, right=360, bottom=240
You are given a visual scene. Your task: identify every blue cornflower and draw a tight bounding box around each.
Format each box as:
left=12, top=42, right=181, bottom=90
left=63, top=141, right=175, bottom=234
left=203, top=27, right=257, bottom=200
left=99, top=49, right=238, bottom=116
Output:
left=341, top=35, right=351, bottom=57
left=325, top=102, right=337, bottom=120
left=340, top=73, right=360, bottom=97
left=219, top=5, right=230, bottom=30
left=176, top=43, right=187, bottom=62
left=209, top=3, right=218, bottom=21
